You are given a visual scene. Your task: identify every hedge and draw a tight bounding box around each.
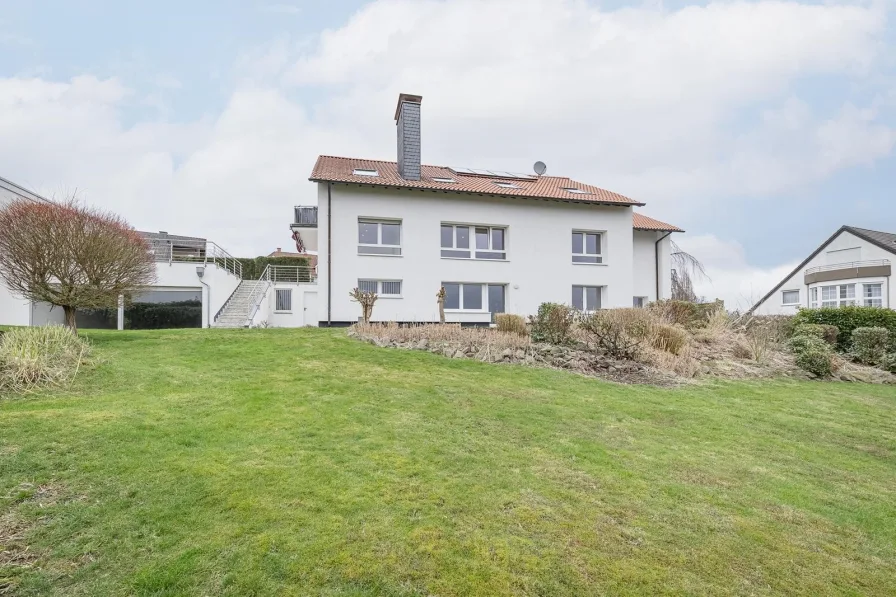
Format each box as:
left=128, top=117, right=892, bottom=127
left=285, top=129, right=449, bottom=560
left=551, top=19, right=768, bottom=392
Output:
left=793, top=307, right=896, bottom=352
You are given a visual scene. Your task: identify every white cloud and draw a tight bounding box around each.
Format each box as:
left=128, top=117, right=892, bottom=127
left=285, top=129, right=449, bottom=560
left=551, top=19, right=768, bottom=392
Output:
left=677, top=234, right=799, bottom=311
left=0, top=0, right=894, bottom=259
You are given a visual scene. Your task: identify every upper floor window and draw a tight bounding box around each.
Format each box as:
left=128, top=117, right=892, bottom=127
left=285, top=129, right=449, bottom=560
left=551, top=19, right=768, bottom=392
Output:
left=782, top=290, right=800, bottom=305
left=863, top=283, right=883, bottom=307
left=358, top=219, right=401, bottom=256
left=572, top=231, right=603, bottom=264
left=441, top=224, right=506, bottom=260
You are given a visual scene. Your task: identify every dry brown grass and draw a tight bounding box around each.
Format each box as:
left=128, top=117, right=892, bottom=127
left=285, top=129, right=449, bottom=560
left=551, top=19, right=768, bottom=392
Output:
left=353, top=322, right=531, bottom=351
left=0, top=326, right=91, bottom=395
left=495, top=314, right=528, bottom=337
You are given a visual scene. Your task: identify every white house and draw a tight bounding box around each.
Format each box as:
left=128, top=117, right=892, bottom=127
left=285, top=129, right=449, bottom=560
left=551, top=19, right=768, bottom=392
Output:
left=750, top=226, right=895, bottom=315
left=280, top=93, right=683, bottom=326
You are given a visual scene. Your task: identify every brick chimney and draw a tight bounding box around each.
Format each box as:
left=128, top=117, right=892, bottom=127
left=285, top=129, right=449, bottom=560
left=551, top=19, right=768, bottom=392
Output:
left=395, top=93, right=422, bottom=181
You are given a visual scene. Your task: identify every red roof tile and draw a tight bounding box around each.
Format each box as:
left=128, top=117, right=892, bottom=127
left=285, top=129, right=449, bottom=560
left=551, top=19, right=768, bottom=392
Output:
left=310, top=156, right=645, bottom=206
left=633, top=212, right=683, bottom=232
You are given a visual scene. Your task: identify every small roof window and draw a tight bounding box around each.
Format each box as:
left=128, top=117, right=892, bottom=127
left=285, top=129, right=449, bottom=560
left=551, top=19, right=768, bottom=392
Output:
left=352, top=168, right=379, bottom=177
left=494, top=181, right=521, bottom=189
left=432, top=177, right=456, bottom=183
left=562, top=187, right=591, bottom=195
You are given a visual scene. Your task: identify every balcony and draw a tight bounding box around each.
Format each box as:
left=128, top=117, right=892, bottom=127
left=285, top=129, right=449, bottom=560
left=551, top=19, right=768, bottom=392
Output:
left=291, top=206, right=318, bottom=253
left=293, top=206, right=318, bottom=227
left=804, top=259, right=891, bottom=284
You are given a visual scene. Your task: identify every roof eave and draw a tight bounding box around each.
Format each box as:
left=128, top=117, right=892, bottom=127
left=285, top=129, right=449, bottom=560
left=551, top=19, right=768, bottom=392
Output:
left=308, top=178, right=645, bottom=207
left=634, top=226, right=685, bottom=233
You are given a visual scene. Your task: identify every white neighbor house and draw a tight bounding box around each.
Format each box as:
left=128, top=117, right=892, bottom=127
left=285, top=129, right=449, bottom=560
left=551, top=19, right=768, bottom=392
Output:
left=286, top=93, right=683, bottom=326
left=750, top=226, right=895, bottom=315
left=0, top=176, right=244, bottom=328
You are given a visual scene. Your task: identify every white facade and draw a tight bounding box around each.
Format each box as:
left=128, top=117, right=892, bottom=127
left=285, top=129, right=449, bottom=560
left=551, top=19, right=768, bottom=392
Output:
left=315, top=183, right=674, bottom=325
left=752, top=228, right=895, bottom=315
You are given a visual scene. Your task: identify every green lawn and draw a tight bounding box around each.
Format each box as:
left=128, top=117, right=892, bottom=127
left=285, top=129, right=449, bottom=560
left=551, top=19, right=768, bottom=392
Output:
left=1, top=328, right=895, bottom=596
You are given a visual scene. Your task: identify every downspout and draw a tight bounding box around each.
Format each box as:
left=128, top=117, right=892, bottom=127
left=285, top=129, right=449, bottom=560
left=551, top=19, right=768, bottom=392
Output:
left=327, top=182, right=332, bottom=327
left=655, top=231, right=673, bottom=301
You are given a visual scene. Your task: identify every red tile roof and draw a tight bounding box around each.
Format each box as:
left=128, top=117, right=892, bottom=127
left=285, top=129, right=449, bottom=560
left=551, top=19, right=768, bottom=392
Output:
left=633, top=212, right=684, bottom=232
left=310, top=156, right=645, bottom=206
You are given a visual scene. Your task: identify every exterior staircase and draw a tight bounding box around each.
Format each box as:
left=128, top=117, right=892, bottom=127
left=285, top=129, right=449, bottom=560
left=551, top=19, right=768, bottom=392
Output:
left=212, top=280, right=261, bottom=328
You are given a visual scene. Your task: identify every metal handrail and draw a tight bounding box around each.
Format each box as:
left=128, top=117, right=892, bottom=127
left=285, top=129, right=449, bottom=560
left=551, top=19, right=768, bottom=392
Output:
left=805, top=259, right=890, bottom=275
left=270, top=265, right=317, bottom=283
left=146, top=238, right=242, bottom=280
left=245, top=265, right=273, bottom=324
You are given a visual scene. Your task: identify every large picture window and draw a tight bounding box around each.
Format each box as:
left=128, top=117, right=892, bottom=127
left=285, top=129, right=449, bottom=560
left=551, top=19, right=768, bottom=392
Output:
left=820, top=284, right=855, bottom=308
left=358, top=219, right=401, bottom=255
left=442, top=282, right=506, bottom=311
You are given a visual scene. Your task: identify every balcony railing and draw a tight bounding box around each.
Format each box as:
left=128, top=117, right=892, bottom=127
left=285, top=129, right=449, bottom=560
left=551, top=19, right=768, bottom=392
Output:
left=294, top=206, right=318, bottom=226
left=146, top=238, right=242, bottom=279
left=805, top=259, right=891, bottom=275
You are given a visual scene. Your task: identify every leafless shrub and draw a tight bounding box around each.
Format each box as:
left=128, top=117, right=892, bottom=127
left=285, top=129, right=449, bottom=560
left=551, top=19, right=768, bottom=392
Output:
left=496, top=314, right=528, bottom=337
left=0, top=197, right=157, bottom=334
left=349, top=288, right=377, bottom=324
left=744, top=325, right=777, bottom=363
left=732, top=342, right=752, bottom=359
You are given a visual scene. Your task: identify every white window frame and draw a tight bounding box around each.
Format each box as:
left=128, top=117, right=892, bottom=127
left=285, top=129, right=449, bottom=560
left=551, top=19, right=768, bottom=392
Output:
left=441, top=223, right=507, bottom=260
left=358, top=218, right=402, bottom=256
left=572, top=230, right=604, bottom=265
left=573, top=285, right=603, bottom=312
left=781, top=289, right=800, bottom=306
left=863, top=282, right=883, bottom=308
left=810, top=287, right=818, bottom=307
left=275, top=288, right=292, bottom=312
left=441, top=282, right=490, bottom=312
left=819, top=283, right=856, bottom=308
left=358, top=279, right=402, bottom=298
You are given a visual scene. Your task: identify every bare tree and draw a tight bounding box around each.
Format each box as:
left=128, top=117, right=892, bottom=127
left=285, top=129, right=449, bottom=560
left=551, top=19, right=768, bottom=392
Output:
left=0, top=198, right=156, bottom=333
left=670, top=240, right=708, bottom=302
left=349, top=288, right=377, bottom=324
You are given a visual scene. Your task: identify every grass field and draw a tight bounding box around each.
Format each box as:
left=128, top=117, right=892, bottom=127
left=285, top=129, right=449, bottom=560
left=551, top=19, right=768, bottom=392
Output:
left=1, top=328, right=895, bottom=596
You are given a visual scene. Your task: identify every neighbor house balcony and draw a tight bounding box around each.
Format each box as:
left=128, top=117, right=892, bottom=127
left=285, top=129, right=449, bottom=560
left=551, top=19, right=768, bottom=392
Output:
left=290, top=206, right=318, bottom=253
left=804, top=259, right=891, bottom=284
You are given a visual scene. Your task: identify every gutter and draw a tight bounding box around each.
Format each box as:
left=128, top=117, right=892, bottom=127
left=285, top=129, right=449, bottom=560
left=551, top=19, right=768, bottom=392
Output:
left=198, top=275, right=211, bottom=328
left=327, top=182, right=332, bottom=327
left=655, top=231, right=673, bottom=300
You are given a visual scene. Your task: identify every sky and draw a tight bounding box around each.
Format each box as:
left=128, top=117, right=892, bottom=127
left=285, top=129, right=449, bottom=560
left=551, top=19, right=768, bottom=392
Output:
left=1, top=0, right=895, bottom=310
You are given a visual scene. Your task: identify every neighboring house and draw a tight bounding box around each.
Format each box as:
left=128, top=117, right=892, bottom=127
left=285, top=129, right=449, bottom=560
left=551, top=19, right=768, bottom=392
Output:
left=293, top=93, right=683, bottom=326
left=750, top=226, right=895, bottom=315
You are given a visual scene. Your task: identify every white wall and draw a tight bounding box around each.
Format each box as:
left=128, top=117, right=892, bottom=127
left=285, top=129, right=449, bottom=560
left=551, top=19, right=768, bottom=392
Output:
left=753, top=230, right=895, bottom=315
left=633, top=231, right=672, bottom=303
left=317, top=183, right=639, bottom=324
left=249, top=283, right=318, bottom=327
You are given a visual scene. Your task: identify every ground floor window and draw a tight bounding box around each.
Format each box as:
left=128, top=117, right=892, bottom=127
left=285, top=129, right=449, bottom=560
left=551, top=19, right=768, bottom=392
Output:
left=863, top=283, right=883, bottom=307
left=275, top=289, right=292, bottom=311
left=572, top=285, right=602, bottom=311
left=782, top=290, right=800, bottom=305
left=358, top=279, right=402, bottom=297
left=442, top=282, right=506, bottom=312
left=820, top=284, right=855, bottom=308
left=633, top=296, right=647, bottom=308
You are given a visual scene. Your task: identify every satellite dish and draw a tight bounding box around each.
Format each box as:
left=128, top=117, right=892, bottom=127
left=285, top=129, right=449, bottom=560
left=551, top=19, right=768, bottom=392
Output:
left=533, top=161, right=547, bottom=176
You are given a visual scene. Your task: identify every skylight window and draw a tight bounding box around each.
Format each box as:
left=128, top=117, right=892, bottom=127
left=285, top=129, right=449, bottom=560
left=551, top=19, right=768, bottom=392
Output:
left=494, top=181, right=521, bottom=189
left=563, top=187, right=591, bottom=195
left=352, top=168, right=379, bottom=177
left=432, top=177, right=456, bottom=183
